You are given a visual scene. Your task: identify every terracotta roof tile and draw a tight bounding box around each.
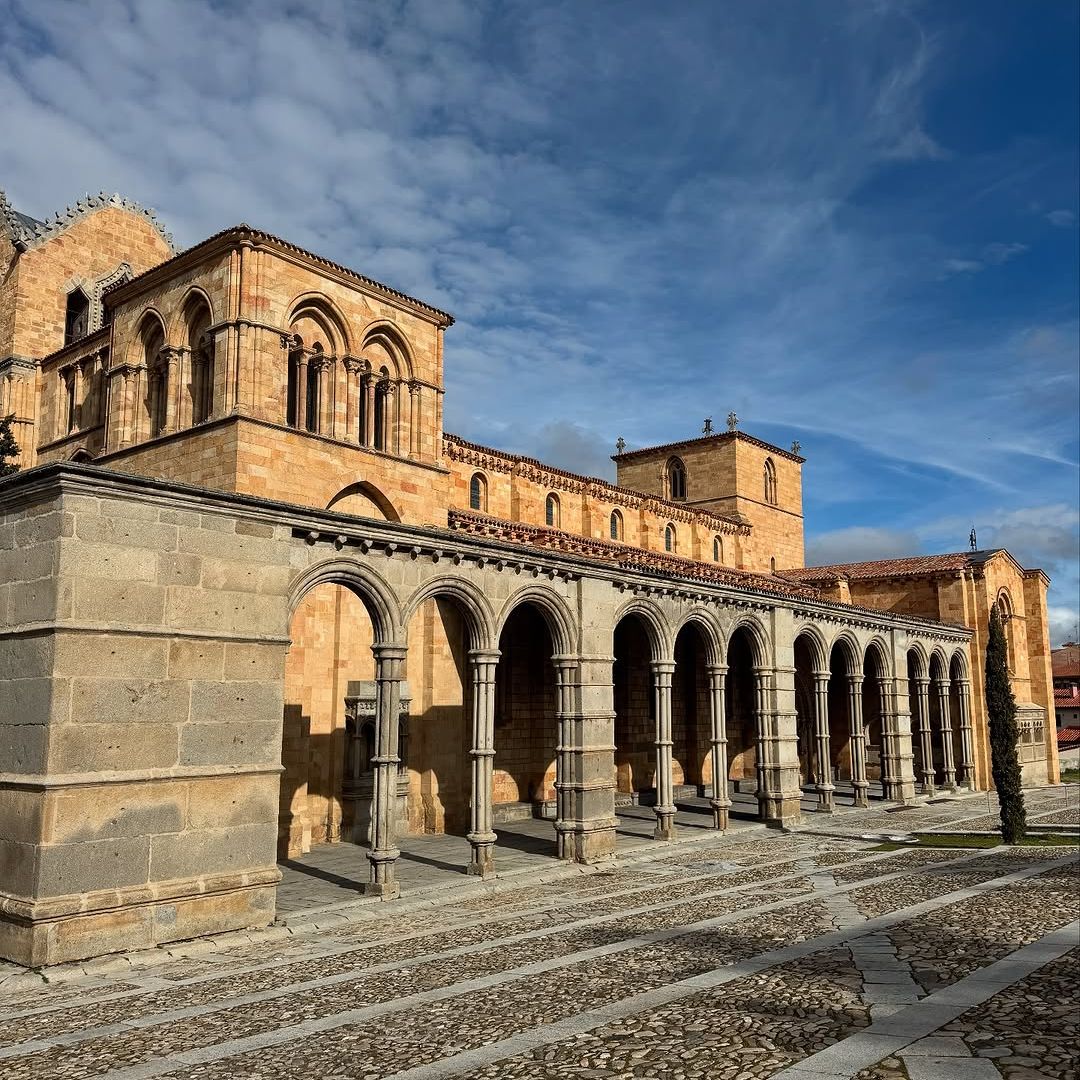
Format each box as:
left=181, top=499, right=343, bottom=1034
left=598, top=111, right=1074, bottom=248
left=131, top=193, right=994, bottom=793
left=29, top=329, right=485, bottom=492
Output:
left=782, top=550, right=1002, bottom=582
left=1057, top=727, right=1080, bottom=750
left=1052, top=644, right=1080, bottom=679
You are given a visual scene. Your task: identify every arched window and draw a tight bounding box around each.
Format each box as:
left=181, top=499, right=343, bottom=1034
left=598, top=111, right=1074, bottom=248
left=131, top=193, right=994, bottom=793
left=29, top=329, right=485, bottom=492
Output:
left=713, top=536, right=723, bottom=563
left=764, top=457, right=778, bottom=505
left=469, top=472, right=487, bottom=512
left=770, top=556, right=777, bottom=573
left=664, top=523, right=676, bottom=552
left=306, top=344, right=324, bottom=433
left=545, top=493, right=560, bottom=527
left=64, top=289, right=90, bottom=347
left=667, top=457, right=687, bottom=501
left=286, top=338, right=314, bottom=431
left=140, top=318, right=166, bottom=437
left=62, top=369, right=77, bottom=433
left=997, top=591, right=1015, bottom=673
left=610, top=509, right=623, bottom=541
left=184, top=298, right=213, bottom=426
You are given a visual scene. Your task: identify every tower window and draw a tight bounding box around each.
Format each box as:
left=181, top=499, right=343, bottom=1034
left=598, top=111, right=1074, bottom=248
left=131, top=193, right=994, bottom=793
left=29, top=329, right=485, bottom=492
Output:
left=713, top=536, right=723, bottom=563
left=469, top=472, right=487, bottom=512
left=545, top=493, right=560, bottom=527
left=764, top=457, right=778, bottom=505
left=667, top=457, right=687, bottom=501
left=64, top=289, right=90, bottom=347
left=610, top=509, right=623, bottom=541
left=664, top=523, right=676, bottom=552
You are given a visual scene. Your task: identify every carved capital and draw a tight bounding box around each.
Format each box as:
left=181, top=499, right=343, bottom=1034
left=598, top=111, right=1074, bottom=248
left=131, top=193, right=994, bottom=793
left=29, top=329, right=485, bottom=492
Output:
left=408, top=379, right=422, bottom=395
left=342, top=356, right=363, bottom=375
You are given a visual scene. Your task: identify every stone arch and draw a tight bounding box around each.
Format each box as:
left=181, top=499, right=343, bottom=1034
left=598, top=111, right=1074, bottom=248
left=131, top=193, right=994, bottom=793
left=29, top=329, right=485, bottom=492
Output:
left=287, top=557, right=403, bottom=644
left=69, top=446, right=94, bottom=463
left=949, top=648, right=969, bottom=681
left=612, top=597, right=672, bottom=662
left=496, top=586, right=577, bottom=659
left=672, top=607, right=722, bottom=667
left=288, top=293, right=350, bottom=356
left=928, top=647, right=949, bottom=683
left=361, top=320, right=414, bottom=382
left=907, top=641, right=930, bottom=681
left=130, top=307, right=167, bottom=364
left=863, top=637, right=893, bottom=679
left=402, top=575, right=497, bottom=652
left=326, top=481, right=402, bottom=522
left=723, top=614, right=770, bottom=669
left=828, top=630, right=862, bottom=675
left=792, top=624, right=829, bottom=673
left=169, top=286, right=215, bottom=342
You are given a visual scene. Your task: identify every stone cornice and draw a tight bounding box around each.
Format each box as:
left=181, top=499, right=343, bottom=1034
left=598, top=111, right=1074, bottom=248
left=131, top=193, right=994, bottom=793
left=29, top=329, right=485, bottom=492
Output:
left=0, top=463, right=969, bottom=641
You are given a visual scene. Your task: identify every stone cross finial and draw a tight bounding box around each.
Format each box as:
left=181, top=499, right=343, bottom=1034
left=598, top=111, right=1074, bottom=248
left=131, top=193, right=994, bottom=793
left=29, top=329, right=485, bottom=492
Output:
left=702, top=417, right=713, bottom=436
left=791, top=440, right=801, bottom=455
left=726, top=411, right=738, bottom=432
left=969, top=527, right=977, bottom=552
left=615, top=436, right=626, bottom=455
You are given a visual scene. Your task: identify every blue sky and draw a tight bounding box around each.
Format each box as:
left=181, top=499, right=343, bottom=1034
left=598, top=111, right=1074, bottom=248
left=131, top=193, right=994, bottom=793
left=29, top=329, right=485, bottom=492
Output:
left=3, top=0, right=1077, bottom=641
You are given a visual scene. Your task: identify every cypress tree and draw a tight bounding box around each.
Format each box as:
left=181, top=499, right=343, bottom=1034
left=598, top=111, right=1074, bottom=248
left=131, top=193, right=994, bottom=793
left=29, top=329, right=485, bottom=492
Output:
left=0, top=414, right=20, bottom=477
left=985, top=606, right=1026, bottom=843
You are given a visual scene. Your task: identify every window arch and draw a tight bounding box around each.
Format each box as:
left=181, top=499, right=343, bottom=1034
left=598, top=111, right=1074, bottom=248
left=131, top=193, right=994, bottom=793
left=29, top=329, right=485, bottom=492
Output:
left=770, top=556, right=777, bottom=573
left=764, top=457, right=778, bottom=505
left=610, top=509, right=623, bottom=541
left=997, top=590, right=1015, bottom=673
left=139, top=317, right=166, bottom=437
left=183, top=297, right=214, bottom=426
left=664, top=523, right=676, bottom=552
left=713, top=535, right=723, bottom=563
left=64, top=288, right=90, bottom=347
left=469, top=472, right=487, bottom=512
left=667, top=457, right=687, bottom=501
left=374, top=366, right=391, bottom=451
left=286, top=337, right=318, bottom=432
left=545, top=493, right=560, bottom=528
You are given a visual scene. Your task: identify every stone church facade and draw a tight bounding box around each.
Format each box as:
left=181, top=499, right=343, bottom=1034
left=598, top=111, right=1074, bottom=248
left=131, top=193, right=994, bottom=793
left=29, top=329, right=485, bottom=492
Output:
left=0, top=191, right=1058, bottom=966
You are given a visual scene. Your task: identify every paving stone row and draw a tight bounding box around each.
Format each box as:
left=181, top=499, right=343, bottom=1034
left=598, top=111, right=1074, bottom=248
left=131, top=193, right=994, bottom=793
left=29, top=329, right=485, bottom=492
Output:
left=466, top=947, right=870, bottom=1080
left=939, top=947, right=1080, bottom=1080
left=886, top=864, right=1080, bottom=995
left=166, top=903, right=838, bottom=1080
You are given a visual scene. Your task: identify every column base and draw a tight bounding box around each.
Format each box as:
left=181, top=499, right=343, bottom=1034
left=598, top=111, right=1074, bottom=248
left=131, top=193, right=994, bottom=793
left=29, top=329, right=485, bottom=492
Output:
left=467, top=835, right=497, bottom=877
left=853, top=784, right=870, bottom=808
left=710, top=803, right=730, bottom=831
left=653, top=811, right=676, bottom=841
left=363, top=880, right=400, bottom=899
left=817, top=784, right=835, bottom=812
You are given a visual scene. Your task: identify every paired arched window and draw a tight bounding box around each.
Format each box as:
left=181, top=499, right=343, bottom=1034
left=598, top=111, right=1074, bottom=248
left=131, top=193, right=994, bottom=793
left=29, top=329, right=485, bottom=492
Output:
left=610, top=509, right=623, bottom=541
left=469, top=472, right=487, bottom=512
left=286, top=339, right=318, bottom=433
left=667, top=457, right=687, bottom=501
left=713, top=535, right=723, bottom=563
left=764, top=457, right=778, bottom=505
left=997, top=590, right=1015, bottom=673
left=64, top=289, right=90, bottom=347
left=664, top=523, right=676, bottom=552
left=545, top=493, right=560, bottom=528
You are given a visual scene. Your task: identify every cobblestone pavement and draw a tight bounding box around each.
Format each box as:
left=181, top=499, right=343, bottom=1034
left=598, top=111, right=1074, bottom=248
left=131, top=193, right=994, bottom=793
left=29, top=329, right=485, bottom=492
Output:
left=0, top=793, right=1076, bottom=1080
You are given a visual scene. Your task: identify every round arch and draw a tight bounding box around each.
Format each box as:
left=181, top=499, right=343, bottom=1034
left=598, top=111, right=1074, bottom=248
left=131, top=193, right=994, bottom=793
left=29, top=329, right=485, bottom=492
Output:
left=672, top=607, right=723, bottom=667
left=287, top=557, right=403, bottom=644
left=402, top=575, right=497, bottom=652
left=949, top=649, right=969, bottom=681
left=612, top=597, right=672, bottom=662
left=863, top=637, right=893, bottom=678
left=724, top=614, right=770, bottom=669
left=928, top=647, right=949, bottom=682
left=360, top=319, right=415, bottom=382
left=169, top=286, right=215, bottom=341
left=906, top=641, right=930, bottom=680
left=495, top=586, right=578, bottom=658
left=828, top=630, right=862, bottom=674
left=326, top=481, right=402, bottom=523
left=130, top=307, right=168, bottom=364
left=792, top=624, right=829, bottom=673
left=287, top=293, right=351, bottom=355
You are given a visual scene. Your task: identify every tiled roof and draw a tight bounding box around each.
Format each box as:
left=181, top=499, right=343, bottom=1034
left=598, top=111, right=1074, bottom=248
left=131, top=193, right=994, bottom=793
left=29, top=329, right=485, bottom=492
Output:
left=1054, top=686, right=1080, bottom=707
left=104, top=223, right=454, bottom=325
left=613, top=430, right=805, bottom=465
left=782, top=550, right=1003, bottom=583
left=1057, top=727, right=1080, bottom=751
left=1052, top=644, right=1080, bottom=679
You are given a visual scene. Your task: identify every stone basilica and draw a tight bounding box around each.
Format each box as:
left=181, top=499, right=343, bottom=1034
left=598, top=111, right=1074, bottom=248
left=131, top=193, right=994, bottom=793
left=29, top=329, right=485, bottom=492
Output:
left=0, top=191, right=1059, bottom=966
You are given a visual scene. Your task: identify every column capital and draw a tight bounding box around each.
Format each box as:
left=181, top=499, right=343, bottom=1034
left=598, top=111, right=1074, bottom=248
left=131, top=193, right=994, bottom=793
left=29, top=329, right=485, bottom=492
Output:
left=551, top=655, right=579, bottom=674
left=371, top=642, right=408, bottom=663
left=468, top=648, right=502, bottom=664
left=342, top=355, right=365, bottom=375
left=846, top=673, right=864, bottom=689
left=705, top=663, right=728, bottom=676
left=649, top=659, right=676, bottom=676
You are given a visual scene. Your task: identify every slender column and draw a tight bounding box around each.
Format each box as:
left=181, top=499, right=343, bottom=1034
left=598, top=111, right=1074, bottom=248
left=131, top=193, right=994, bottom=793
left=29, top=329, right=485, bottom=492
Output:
left=467, top=649, right=500, bottom=876
left=706, top=664, right=730, bottom=829
left=935, top=677, right=957, bottom=790
left=71, top=362, right=84, bottom=431
left=162, top=347, right=180, bottom=434
left=812, top=672, right=835, bottom=811
left=342, top=358, right=358, bottom=440
left=650, top=660, right=676, bottom=839
left=364, top=375, right=376, bottom=446
left=553, top=657, right=577, bottom=859
left=913, top=677, right=935, bottom=795
left=408, top=380, right=421, bottom=459
left=753, top=668, right=770, bottom=818
left=847, top=674, right=869, bottom=807
left=365, top=643, right=406, bottom=897
left=383, top=381, right=397, bottom=454
left=956, top=678, right=975, bottom=788
left=316, top=357, right=333, bottom=436
left=296, top=352, right=310, bottom=430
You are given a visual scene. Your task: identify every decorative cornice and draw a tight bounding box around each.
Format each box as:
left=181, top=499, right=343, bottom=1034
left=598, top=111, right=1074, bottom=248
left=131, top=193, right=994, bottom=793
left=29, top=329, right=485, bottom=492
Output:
left=614, top=429, right=806, bottom=465
left=0, top=189, right=174, bottom=253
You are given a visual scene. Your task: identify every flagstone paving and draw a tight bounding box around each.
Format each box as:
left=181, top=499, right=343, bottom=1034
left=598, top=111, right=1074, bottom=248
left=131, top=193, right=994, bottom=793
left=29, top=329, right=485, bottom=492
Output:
left=0, top=790, right=1076, bottom=1080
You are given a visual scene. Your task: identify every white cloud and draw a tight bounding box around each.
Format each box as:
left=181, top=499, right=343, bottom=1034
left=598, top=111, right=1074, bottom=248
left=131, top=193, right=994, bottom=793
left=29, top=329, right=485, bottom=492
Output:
left=1046, top=209, right=1076, bottom=228
left=1049, top=606, right=1080, bottom=647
